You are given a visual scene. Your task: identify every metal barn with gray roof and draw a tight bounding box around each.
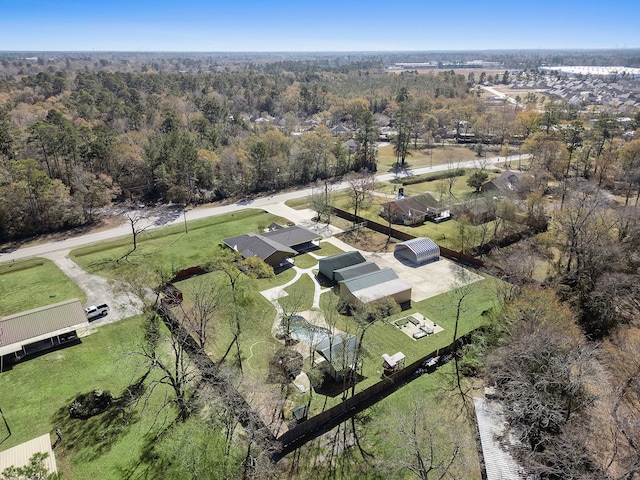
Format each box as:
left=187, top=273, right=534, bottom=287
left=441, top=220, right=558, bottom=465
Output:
left=339, top=268, right=412, bottom=306
left=318, top=251, right=366, bottom=281
left=333, top=261, right=380, bottom=282
left=394, top=237, right=440, bottom=265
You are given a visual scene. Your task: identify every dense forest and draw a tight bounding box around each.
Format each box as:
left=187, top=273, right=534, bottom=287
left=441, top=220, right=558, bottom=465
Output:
left=0, top=55, right=477, bottom=239
left=2, top=51, right=640, bottom=479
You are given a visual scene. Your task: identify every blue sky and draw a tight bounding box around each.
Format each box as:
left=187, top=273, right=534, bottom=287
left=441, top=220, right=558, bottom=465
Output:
left=1, top=0, right=638, bottom=51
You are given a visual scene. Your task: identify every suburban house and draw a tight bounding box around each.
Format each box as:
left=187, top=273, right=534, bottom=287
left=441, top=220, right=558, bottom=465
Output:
left=394, top=237, right=440, bottom=266
left=315, top=333, right=360, bottom=382
left=330, top=124, right=353, bottom=137
left=223, top=224, right=321, bottom=268
left=318, top=251, right=367, bottom=281
left=339, top=268, right=412, bottom=308
left=380, top=193, right=451, bottom=225
left=481, top=170, right=523, bottom=194
left=0, top=299, right=89, bottom=368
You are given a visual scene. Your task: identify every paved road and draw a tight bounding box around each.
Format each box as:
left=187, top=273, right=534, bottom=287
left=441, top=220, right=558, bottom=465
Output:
left=0, top=154, right=523, bottom=263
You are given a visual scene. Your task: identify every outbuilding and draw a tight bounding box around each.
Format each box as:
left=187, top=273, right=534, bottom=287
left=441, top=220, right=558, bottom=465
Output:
left=318, top=251, right=366, bottom=282
left=339, top=268, right=412, bottom=307
left=333, top=261, right=380, bottom=282
left=0, top=299, right=89, bottom=369
left=394, top=237, right=440, bottom=266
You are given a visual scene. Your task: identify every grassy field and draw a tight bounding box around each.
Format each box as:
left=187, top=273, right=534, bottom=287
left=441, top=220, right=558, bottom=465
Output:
left=0, top=258, right=87, bottom=316
left=308, top=272, right=498, bottom=412
left=377, top=143, right=479, bottom=172
left=362, top=362, right=482, bottom=479
left=0, top=315, right=179, bottom=479
left=71, top=209, right=285, bottom=280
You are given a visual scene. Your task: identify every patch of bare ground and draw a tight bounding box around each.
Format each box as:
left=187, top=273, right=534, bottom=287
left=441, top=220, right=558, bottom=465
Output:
left=335, top=229, right=399, bottom=253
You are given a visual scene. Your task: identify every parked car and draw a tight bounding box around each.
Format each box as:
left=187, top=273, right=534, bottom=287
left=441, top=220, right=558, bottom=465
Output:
left=85, top=304, right=110, bottom=320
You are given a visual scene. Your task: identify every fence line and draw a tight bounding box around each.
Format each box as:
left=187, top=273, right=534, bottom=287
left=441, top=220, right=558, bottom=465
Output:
left=331, top=207, right=485, bottom=268
left=274, top=328, right=481, bottom=460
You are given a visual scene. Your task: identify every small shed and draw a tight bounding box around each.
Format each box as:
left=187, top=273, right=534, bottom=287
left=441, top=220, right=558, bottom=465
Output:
left=291, top=405, right=308, bottom=422
left=382, top=352, right=406, bottom=374
left=315, top=333, right=360, bottom=382
left=394, top=237, right=440, bottom=265
left=318, top=251, right=366, bottom=282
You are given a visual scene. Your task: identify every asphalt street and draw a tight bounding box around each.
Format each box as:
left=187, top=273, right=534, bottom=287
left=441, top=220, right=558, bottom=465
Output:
left=1, top=153, right=525, bottom=263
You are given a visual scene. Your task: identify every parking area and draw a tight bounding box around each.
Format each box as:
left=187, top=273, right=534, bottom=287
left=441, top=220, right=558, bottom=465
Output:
left=362, top=251, right=484, bottom=302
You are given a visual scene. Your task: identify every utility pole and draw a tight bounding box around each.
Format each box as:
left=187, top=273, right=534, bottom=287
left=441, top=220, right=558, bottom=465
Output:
left=183, top=207, right=188, bottom=234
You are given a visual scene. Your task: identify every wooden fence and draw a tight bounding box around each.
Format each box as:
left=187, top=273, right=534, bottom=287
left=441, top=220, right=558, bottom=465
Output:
left=332, top=207, right=485, bottom=268
left=274, top=328, right=481, bottom=460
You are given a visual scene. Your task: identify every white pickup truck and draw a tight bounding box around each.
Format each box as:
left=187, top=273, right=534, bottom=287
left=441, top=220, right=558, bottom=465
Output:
left=85, top=304, right=110, bottom=320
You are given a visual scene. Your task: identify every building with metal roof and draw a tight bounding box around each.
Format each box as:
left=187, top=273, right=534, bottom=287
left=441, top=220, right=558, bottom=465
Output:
left=0, top=298, right=89, bottom=367
left=315, top=333, right=360, bottom=381
left=318, top=251, right=366, bottom=281
left=339, top=268, right=412, bottom=307
left=473, top=397, right=537, bottom=480
left=0, top=434, right=57, bottom=475
left=333, top=261, right=380, bottom=282
left=394, top=237, right=440, bottom=266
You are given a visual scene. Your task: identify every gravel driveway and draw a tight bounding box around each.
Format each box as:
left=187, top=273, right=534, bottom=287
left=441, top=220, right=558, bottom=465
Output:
left=44, top=250, right=144, bottom=326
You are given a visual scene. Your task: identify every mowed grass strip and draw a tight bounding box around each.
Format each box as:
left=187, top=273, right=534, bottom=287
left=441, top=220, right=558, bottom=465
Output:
left=0, top=258, right=86, bottom=316
left=377, top=143, right=479, bottom=171
left=71, top=209, right=285, bottom=279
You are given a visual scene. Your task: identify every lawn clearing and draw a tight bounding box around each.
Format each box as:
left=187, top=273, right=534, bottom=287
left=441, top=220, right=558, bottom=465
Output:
left=377, top=143, right=478, bottom=172
left=362, top=361, right=483, bottom=479
left=0, top=316, right=181, bottom=479
left=0, top=258, right=86, bottom=316
left=71, top=209, right=285, bottom=280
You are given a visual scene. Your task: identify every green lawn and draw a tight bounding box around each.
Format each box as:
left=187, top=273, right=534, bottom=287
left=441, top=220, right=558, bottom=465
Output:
left=0, top=258, right=86, bottom=316
left=295, top=272, right=499, bottom=414
left=293, top=253, right=317, bottom=269
left=362, top=362, right=482, bottom=479
left=71, top=209, right=285, bottom=281
left=254, top=266, right=297, bottom=290
left=0, top=316, right=181, bottom=479
left=171, top=271, right=277, bottom=378
left=314, top=241, right=344, bottom=257
left=377, top=143, right=479, bottom=172
left=282, top=275, right=315, bottom=312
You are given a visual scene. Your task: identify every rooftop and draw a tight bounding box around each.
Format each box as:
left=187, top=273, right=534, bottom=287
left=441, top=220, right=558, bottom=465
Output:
left=0, top=299, right=88, bottom=356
